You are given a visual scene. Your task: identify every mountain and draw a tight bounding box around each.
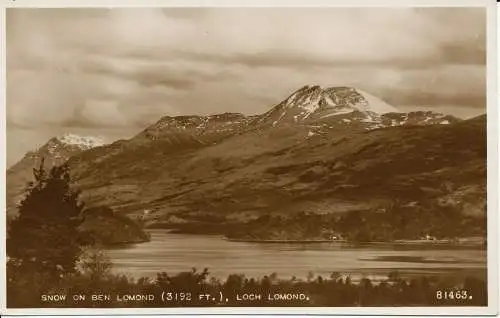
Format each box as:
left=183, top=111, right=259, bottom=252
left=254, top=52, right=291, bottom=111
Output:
left=7, top=86, right=479, bottom=230
left=259, top=85, right=398, bottom=125
left=258, top=85, right=458, bottom=130
left=6, top=134, right=105, bottom=215
left=10, top=133, right=104, bottom=169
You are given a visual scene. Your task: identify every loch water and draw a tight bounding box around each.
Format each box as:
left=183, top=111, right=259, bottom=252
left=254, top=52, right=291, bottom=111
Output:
left=105, top=230, right=487, bottom=282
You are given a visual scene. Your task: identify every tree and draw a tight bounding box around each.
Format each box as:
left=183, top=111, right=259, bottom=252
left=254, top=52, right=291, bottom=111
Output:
left=7, top=158, right=85, bottom=280
left=75, top=246, right=113, bottom=283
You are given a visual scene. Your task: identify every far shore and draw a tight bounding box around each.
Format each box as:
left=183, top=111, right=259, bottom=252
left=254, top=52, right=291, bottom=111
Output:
left=141, top=227, right=485, bottom=248
left=223, top=236, right=486, bottom=247
left=223, top=238, right=347, bottom=244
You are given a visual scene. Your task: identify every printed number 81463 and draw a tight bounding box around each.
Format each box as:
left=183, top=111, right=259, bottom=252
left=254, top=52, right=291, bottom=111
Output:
left=436, top=290, right=472, bottom=300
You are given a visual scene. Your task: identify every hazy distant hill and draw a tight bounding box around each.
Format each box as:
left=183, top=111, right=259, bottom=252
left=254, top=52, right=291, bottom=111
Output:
left=6, top=134, right=106, bottom=216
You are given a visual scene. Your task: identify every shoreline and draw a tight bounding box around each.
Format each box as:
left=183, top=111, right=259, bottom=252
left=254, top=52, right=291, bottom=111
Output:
left=143, top=228, right=485, bottom=248
left=223, top=237, right=485, bottom=247
left=223, top=238, right=347, bottom=243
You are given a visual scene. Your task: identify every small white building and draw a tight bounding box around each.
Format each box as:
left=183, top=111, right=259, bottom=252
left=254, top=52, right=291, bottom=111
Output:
left=422, top=234, right=437, bottom=241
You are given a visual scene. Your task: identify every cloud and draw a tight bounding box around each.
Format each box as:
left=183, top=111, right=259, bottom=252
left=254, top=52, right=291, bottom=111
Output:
left=380, top=65, right=486, bottom=108
left=80, top=100, right=127, bottom=126
left=6, top=7, right=487, bottom=166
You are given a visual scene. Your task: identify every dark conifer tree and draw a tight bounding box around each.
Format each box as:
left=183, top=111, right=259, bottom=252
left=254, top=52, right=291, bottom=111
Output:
left=7, top=158, right=84, bottom=279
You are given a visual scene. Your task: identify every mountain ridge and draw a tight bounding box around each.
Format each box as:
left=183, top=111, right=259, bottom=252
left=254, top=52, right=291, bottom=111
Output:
left=7, top=86, right=481, bottom=230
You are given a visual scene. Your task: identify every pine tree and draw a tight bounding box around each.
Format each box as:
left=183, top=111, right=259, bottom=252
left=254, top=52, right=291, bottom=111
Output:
left=7, top=158, right=85, bottom=279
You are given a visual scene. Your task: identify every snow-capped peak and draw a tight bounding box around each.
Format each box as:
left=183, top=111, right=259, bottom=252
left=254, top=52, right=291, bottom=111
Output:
left=57, top=133, right=105, bottom=150
left=284, top=85, right=399, bottom=116
left=262, top=85, right=401, bottom=126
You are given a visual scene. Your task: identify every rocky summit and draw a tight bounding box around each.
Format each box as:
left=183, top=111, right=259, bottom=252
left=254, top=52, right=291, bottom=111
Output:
left=258, top=85, right=459, bottom=130
left=261, top=85, right=399, bottom=124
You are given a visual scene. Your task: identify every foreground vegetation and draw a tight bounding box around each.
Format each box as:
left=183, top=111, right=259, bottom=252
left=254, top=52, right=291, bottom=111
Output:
left=8, top=261, right=487, bottom=308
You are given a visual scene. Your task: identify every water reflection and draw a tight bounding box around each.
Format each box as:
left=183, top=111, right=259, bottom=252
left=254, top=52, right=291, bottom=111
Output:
left=105, top=230, right=486, bottom=281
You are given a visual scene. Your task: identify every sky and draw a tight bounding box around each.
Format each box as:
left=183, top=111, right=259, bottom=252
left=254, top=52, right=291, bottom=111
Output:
left=6, top=7, right=487, bottom=167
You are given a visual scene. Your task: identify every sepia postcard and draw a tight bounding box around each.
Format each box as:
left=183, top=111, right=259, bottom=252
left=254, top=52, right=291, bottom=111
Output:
left=1, top=0, right=498, bottom=316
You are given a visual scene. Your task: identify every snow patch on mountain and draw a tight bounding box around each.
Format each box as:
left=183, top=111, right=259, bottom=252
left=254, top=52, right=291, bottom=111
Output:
left=320, top=108, right=355, bottom=119
left=361, top=116, right=377, bottom=123
left=57, top=133, right=105, bottom=150
left=354, top=89, right=400, bottom=114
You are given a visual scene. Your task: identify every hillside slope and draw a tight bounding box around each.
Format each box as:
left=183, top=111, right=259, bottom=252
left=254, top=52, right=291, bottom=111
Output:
left=60, top=115, right=485, bottom=229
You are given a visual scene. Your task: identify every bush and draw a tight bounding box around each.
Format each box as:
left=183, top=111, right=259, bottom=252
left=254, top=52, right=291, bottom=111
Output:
left=75, top=246, right=113, bottom=283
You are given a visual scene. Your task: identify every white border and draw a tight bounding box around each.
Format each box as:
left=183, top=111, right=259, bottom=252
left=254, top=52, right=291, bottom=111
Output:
left=487, top=2, right=500, bottom=318
left=1, top=0, right=498, bottom=316
left=0, top=0, right=495, bottom=7
left=1, top=2, right=7, bottom=316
